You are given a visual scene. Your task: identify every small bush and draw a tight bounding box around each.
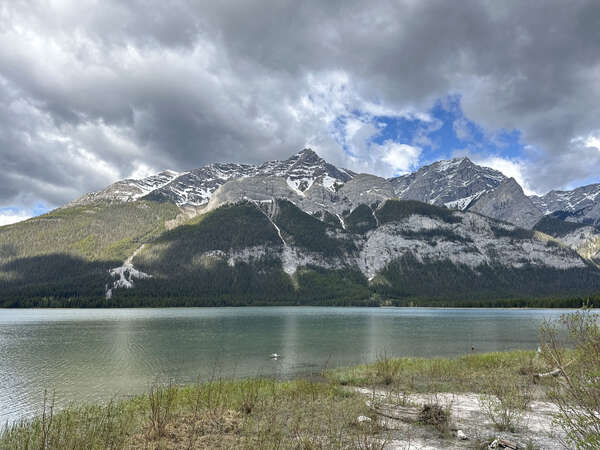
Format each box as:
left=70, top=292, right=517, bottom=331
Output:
left=479, top=373, right=531, bottom=432
left=418, top=403, right=451, bottom=434
left=539, top=309, right=600, bottom=449
left=148, top=381, right=177, bottom=438
left=374, top=354, right=399, bottom=385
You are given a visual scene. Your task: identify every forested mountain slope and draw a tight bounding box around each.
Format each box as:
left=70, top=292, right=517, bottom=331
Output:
left=3, top=196, right=599, bottom=307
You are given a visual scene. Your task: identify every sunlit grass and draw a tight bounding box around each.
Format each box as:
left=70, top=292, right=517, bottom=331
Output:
left=327, top=350, right=551, bottom=394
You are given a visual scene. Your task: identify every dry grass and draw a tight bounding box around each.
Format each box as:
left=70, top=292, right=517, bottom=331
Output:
left=417, top=403, right=451, bottom=435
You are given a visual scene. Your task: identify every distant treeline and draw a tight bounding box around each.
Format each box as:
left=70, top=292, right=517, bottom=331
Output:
left=386, top=296, right=600, bottom=308
left=3, top=294, right=599, bottom=309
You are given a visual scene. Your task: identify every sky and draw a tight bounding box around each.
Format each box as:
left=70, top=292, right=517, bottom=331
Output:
left=1, top=0, right=600, bottom=225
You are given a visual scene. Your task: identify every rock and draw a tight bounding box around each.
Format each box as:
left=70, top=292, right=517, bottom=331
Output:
left=357, top=415, right=372, bottom=424
left=390, top=157, right=506, bottom=210
left=456, top=429, right=468, bottom=440
left=532, top=183, right=600, bottom=226
left=339, top=174, right=394, bottom=210
left=469, top=177, right=543, bottom=229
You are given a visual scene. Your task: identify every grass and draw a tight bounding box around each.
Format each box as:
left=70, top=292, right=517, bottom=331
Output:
left=1, top=378, right=379, bottom=450
left=327, top=350, right=550, bottom=396
left=0, top=350, right=562, bottom=449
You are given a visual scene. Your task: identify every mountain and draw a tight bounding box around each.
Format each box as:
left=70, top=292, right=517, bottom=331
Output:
left=534, top=215, right=600, bottom=262
left=2, top=148, right=600, bottom=307
left=68, top=149, right=600, bottom=235
left=69, top=170, right=181, bottom=205
left=531, top=184, right=600, bottom=226
left=72, top=149, right=354, bottom=209
left=390, top=157, right=507, bottom=209
left=468, top=178, right=543, bottom=229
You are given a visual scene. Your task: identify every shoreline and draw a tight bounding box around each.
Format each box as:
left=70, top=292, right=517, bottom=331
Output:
left=1, top=350, right=568, bottom=449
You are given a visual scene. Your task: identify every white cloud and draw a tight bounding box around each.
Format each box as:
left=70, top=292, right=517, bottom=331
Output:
left=571, top=133, right=600, bottom=152
left=453, top=118, right=471, bottom=141
left=289, top=70, right=430, bottom=177
left=380, top=142, right=421, bottom=175
left=469, top=155, right=538, bottom=196
left=586, top=136, right=600, bottom=150
left=0, top=209, right=31, bottom=226
left=3, top=0, right=600, bottom=209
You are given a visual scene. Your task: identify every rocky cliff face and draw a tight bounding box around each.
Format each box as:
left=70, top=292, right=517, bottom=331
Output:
left=72, top=149, right=354, bottom=208
left=354, top=206, right=585, bottom=280
left=67, top=148, right=600, bottom=261
left=468, top=178, right=543, bottom=229
left=114, top=198, right=599, bottom=304
left=390, top=157, right=506, bottom=209
left=181, top=198, right=591, bottom=278
left=531, top=184, right=600, bottom=226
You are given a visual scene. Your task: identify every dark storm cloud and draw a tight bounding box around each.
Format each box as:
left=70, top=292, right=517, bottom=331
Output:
left=1, top=0, right=600, bottom=211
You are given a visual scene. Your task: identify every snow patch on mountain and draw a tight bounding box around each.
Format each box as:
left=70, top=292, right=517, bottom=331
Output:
left=444, top=191, right=486, bottom=210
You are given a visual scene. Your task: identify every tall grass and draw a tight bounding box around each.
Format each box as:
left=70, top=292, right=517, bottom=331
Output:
left=1, top=378, right=379, bottom=450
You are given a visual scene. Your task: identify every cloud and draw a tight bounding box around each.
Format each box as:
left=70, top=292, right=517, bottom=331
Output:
left=1, top=0, right=600, bottom=211
left=468, top=155, right=538, bottom=196
left=0, top=208, right=32, bottom=226
left=380, top=143, right=421, bottom=175
left=453, top=118, right=472, bottom=142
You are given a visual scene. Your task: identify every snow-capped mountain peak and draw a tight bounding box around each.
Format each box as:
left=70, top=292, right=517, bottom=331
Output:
left=72, top=149, right=354, bottom=208
left=388, top=156, right=507, bottom=210
left=531, top=183, right=600, bottom=225
left=70, top=149, right=600, bottom=231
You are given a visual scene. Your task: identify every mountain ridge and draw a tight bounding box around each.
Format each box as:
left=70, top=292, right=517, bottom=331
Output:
left=69, top=148, right=600, bottom=231
left=2, top=148, right=600, bottom=307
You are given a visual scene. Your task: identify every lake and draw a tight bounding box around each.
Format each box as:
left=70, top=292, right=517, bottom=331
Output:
left=0, top=307, right=570, bottom=423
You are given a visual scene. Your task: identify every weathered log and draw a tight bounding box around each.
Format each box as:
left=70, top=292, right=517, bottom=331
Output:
left=534, top=367, right=561, bottom=378
left=489, top=438, right=519, bottom=449
left=497, top=438, right=519, bottom=449
left=365, top=400, right=420, bottom=423
left=534, top=359, right=574, bottom=379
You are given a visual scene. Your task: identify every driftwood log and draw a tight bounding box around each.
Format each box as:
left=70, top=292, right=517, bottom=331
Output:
left=534, top=367, right=562, bottom=379
left=365, top=400, right=419, bottom=423
left=490, top=438, right=519, bottom=449
left=534, top=359, right=574, bottom=380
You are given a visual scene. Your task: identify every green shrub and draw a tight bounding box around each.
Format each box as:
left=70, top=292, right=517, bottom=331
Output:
left=539, top=309, right=600, bottom=449
left=478, top=372, right=531, bottom=432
